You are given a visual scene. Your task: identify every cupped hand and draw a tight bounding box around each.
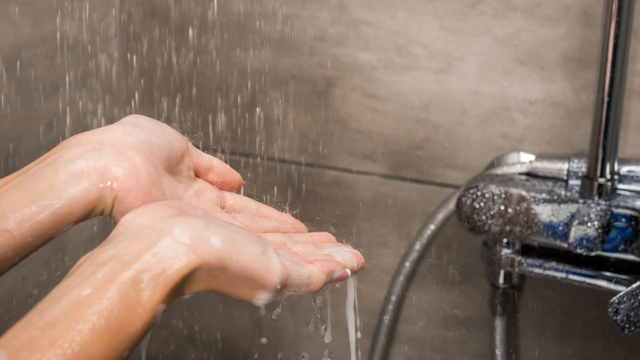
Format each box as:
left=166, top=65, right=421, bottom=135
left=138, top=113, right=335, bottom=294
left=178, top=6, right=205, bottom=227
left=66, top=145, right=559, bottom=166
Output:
left=0, top=200, right=364, bottom=360
left=102, top=201, right=365, bottom=305
left=72, top=114, right=244, bottom=220
left=0, top=113, right=311, bottom=275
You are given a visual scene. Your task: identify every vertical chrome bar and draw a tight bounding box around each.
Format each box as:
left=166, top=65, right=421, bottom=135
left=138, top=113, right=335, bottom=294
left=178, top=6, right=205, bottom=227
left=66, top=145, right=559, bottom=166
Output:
left=492, top=315, right=508, bottom=360
left=581, top=0, right=636, bottom=199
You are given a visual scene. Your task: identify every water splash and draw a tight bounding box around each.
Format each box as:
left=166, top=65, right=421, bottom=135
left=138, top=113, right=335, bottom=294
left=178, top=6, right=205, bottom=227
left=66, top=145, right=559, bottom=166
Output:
left=322, top=349, right=333, bottom=360
left=345, top=275, right=361, bottom=360
left=140, top=331, right=152, bottom=360
left=308, top=287, right=325, bottom=332
left=322, top=286, right=332, bottom=343
left=272, top=297, right=286, bottom=320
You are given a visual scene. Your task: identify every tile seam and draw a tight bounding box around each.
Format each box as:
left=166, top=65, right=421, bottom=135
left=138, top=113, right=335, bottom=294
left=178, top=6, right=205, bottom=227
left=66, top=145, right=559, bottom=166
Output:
left=216, top=150, right=461, bottom=190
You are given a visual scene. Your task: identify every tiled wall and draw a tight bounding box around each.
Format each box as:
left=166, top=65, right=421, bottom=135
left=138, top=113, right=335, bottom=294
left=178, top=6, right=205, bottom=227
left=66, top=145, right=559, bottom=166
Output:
left=123, top=0, right=640, bottom=187
left=0, top=0, right=122, bottom=174
left=6, top=0, right=640, bottom=185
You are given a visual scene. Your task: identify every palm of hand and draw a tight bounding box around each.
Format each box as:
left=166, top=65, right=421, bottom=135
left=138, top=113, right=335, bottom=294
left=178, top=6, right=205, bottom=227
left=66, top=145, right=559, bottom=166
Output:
left=82, top=115, right=364, bottom=301
left=87, top=115, right=244, bottom=220
left=112, top=201, right=365, bottom=305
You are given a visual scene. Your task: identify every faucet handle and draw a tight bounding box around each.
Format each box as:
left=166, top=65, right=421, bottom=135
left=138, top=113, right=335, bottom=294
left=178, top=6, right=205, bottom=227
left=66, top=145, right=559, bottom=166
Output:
left=609, top=280, right=640, bottom=333
left=567, top=202, right=613, bottom=253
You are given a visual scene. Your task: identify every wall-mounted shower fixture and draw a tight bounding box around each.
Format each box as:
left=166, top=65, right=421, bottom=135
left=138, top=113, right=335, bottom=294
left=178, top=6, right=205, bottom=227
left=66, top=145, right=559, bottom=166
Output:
left=370, top=1, right=640, bottom=359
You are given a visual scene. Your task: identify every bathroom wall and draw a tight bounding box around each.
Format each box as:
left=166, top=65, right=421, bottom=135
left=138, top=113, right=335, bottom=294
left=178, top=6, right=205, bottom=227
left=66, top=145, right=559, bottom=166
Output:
left=0, top=0, right=124, bottom=173
left=122, top=0, right=640, bottom=187
left=4, top=0, right=640, bottom=359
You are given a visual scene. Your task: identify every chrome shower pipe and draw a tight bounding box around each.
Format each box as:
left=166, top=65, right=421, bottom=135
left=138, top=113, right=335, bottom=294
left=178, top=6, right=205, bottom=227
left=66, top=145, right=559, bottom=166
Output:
left=582, top=0, right=636, bottom=199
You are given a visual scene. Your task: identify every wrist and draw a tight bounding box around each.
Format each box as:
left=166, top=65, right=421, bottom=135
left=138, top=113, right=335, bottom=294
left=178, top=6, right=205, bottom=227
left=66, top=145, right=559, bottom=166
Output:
left=0, top=135, right=105, bottom=273
left=90, top=221, right=202, bottom=303
left=0, top=228, right=199, bottom=360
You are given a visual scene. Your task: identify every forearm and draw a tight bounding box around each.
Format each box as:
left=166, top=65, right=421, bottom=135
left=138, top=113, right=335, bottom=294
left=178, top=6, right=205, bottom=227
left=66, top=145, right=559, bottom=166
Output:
left=0, top=230, right=195, bottom=360
left=0, top=136, right=104, bottom=275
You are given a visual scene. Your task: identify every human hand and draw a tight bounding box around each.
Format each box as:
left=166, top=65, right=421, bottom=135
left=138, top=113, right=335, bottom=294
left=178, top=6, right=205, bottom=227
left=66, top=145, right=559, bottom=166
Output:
left=103, top=200, right=364, bottom=304
left=75, top=114, right=245, bottom=220
left=0, top=114, right=301, bottom=275
left=0, top=201, right=364, bottom=360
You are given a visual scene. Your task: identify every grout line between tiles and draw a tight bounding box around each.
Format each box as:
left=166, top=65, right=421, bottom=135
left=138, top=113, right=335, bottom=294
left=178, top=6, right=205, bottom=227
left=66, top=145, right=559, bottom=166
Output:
left=218, top=151, right=461, bottom=190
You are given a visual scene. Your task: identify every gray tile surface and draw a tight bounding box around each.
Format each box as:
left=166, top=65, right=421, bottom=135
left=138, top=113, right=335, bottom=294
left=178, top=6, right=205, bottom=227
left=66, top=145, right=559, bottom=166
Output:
left=0, top=0, right=123, bottom=175
left=124, top=0, right=640, bottom=187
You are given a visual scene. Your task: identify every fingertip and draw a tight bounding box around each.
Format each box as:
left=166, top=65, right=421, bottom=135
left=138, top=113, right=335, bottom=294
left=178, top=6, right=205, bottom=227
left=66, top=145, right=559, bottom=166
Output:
left=224, top=166, right=245, bottom=193
left=214, top=163, right=244, bottom=192
left=329, top=268, right=350, bottom=284
left=353, top=250, right=366, bottom=272
left=307, top=259, right=345, bottom=286
left=189, top=144, right=244, bottom=192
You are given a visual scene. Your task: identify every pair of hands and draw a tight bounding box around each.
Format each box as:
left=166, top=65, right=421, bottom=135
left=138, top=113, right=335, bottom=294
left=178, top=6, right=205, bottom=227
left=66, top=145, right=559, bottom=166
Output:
left=0, top=115, right=364, bottom=360
left=91, top=116, right=364, bottom=302
left=76, top=115, right=364, bottom=300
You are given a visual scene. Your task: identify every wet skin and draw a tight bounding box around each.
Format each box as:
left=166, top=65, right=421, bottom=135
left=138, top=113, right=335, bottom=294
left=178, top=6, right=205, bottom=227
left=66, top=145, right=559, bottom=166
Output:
left=0, top=115, right=365, bottom=360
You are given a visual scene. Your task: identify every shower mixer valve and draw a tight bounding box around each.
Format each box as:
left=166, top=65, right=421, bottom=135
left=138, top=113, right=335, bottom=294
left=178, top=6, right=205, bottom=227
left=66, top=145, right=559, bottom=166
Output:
left=371, top=2, right=639, bottom=360
left=456, top=152, right=640, bottom=333
left=456, top=0, right=640, bottom=339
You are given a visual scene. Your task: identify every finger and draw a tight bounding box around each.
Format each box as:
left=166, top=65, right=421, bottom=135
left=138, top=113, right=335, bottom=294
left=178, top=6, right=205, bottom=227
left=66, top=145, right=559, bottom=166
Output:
left=263, top=232, right=337, bottom=246
left=189, top=143, right=244, bottom=193
left=308, top=259, right=353, bottom=284
left=286, top=259, right=349, bottom=294
left=311, top=243, right=365, bottom=272
left=227, top=214, right=309, bottom=234
left=223, top=192, right=308, bottom=233
left=264, top=233, right=364, bottom=272
left=183, top=179, right=226, bottom=211
left=276, top=242, right=363, bottom=271
left=184, top=181, right=307, bottom=233
left=211, top=212, right=257, bottom=230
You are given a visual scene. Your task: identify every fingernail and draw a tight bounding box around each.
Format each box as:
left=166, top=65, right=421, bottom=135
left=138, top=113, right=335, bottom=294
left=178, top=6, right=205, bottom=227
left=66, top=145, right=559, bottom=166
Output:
left=329, top=269, right=351, bottom=284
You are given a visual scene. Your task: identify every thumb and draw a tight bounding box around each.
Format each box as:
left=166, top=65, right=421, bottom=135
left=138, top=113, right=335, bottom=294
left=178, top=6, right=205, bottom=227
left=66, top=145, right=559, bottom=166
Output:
left=189, top=143, right=244, bottom=193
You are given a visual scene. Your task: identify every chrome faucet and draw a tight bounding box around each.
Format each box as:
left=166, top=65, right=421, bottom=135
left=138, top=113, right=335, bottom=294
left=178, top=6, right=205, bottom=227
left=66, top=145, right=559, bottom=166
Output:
left=370, top=1, right=640, bottom=360
left=456, top=0, right=640, bottom=358
left=582, top=0, right=635, bottom=200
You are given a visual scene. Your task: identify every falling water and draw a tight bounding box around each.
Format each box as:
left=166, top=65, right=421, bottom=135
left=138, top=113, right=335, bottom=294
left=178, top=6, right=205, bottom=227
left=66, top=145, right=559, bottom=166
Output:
left=271, top=298, right=286, bottom=320
left=308, top=287, right=325, bottom=332
left=322, top=287, right=333, bottom=344
left=345, top=275, right=361, bottom=360
left=140, top=331, right=152, bottom=360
